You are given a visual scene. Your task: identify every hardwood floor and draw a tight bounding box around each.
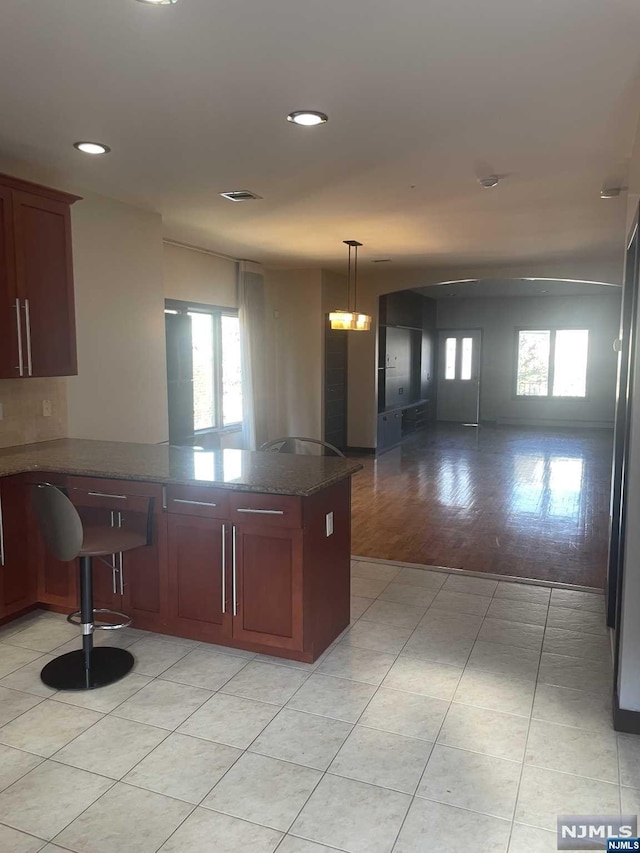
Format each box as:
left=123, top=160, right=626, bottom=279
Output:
left=350, top=424, right=613, bottom=589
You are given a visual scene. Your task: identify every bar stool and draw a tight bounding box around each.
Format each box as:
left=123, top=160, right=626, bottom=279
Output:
left=31, top=483, right=153, bottom=691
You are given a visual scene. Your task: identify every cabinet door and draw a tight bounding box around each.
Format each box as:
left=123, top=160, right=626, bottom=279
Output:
left=122, top=507, right=164, bottom=631
left=20, top=475, right=77, bottom=611
left=0, top=186, right=20, bottom=379
left=166, top=514, right=231, bottom=643
left=232, top=524, right=303, bottom=651
left=0, top=477, right=36, bottom=618
left=12, top=190, right=77, bottom=377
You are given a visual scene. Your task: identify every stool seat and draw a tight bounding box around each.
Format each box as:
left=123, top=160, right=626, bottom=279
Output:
left=80, top=526, right=147, bottom=557
left=30, top=482, right=155, bottom=691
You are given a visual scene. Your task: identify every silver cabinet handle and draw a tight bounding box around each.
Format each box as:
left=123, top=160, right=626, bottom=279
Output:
left=119, top=552, right=124, bottom=596
left=232, top=525, right=237, bottom=616
left=236, top=508, right=284, bottom=516
left=88, top=491, right=127, bottom=500
left=23, top=299, right=32, bottom=376
left=0, top=491, right=5, bottom=567
left=14, top=299, right=23, bottom=376
left=172, top=498, right=218, bottom=508
left=221, top=523, right=226, bottom=614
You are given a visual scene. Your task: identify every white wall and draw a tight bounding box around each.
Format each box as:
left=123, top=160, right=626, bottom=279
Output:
left=163, top=242, right=237, bottom=308
left=67, top=192, right=168, bottom=443
left=264, top=269, right=324, bottom=440
left=0, top=154, right=170, bottom=446
left=436, top=294, right=621, bottom=427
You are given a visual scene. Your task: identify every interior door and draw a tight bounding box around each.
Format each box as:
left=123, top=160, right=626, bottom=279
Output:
left=436, top=329, right=481, bottom=423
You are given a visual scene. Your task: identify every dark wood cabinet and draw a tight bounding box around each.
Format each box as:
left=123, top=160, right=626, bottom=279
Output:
left=0, top=186, right=18, bottom=379
left=164, top=480, right=351, bottom=661
left=0, top=476, right=36, bottom=618
left=166, top=513, right=231, bottom=643
left=232, top=524, right=303, bottom=651
left=1, top=471, right=353, bottom=663
left=65, top=477, right=164, bottom=631
left=0, top=174, right=80, bottom=379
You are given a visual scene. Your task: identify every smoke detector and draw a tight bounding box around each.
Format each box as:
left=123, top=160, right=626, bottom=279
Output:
left=219, top=190, right=263, bottom=202
left=479, top=175, right=500, bottom=189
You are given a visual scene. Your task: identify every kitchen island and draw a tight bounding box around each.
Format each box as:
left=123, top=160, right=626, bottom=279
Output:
left=0, top=439, right=363, bottom=662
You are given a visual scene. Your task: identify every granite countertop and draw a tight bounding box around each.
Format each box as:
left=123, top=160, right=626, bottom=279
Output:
left=0, top=439, right=363, bottom=497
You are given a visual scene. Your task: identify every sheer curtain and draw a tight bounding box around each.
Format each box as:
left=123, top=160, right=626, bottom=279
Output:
left=238, top=261, right=268, bottom=450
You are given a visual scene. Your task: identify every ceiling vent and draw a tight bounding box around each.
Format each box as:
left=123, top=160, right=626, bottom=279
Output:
left=219, top=190, right=263, bottom=202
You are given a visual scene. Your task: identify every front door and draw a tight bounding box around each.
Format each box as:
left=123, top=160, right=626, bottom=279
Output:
left=437, top=329, right=481, bottom=423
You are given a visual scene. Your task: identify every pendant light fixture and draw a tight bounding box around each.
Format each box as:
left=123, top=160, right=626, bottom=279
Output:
left=329, top=240, right=372, bottom=331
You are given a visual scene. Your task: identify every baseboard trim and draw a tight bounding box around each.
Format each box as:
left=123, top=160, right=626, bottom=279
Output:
left=614, top=690, right=640, bottom=733
left=496, top=417, right=614, bottom=430
left=350, top=554, right=604, bottom=594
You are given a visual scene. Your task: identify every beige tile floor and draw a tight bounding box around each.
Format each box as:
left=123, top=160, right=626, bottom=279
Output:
left=0, top=560, right=628, bottom=853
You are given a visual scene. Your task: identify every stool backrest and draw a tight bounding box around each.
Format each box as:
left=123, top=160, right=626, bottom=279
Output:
left=31, top=484, right=84, bottom=562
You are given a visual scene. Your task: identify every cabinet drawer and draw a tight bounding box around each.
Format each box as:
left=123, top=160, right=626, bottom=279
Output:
left=165, top=484, right=230, bottom=519
left=65, top=477, right=161, bottom=514
left=229, top=492, right=302, bottom=529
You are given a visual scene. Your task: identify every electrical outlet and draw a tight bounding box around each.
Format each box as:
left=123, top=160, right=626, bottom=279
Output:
left=42, top=400, right=52, bottom=417
left=325, top=511, right=334, bottom=537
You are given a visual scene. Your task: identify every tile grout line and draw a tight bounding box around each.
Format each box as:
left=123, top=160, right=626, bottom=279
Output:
left=504, top=589, right=550, bottom=850
left=0, top=574, right=614, bottom=851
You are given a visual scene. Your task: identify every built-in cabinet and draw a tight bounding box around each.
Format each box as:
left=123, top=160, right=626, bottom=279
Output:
left=377, top=290, right=437, bottom=452
left=0, top=476, right=35, bottom=619
left=0, top=473, right=351, bottom=662
left=0, top=173, right=80, bottom=379
left=164, top=485, right=314, bottom=656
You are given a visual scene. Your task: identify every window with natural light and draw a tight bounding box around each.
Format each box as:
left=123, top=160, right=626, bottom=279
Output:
left=445, top=337, right=457, bottom=379
left=516, top=329, right=588, bottom=398
left=166, top=301, right=243, bottom=439
left=460, top=337, right=473, bottom=380
left=190, top=312, right=216, bottom=430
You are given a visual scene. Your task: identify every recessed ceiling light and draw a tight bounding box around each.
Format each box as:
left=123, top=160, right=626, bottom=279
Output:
left=73, top=141, right=111, bottom=155
left=136, top=0, right=178, bottom=5
left=479, top=175, right=500, bottom=188
left=601, top=187, right=624, bottom=199
left=287, top=111, right=328, bottom=127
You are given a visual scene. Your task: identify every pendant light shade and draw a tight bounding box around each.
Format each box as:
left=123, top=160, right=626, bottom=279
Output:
left=329, top=240, right=372, bottom=332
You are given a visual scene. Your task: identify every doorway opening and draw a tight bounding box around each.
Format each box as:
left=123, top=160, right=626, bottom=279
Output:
left=351, top=278, right=622, bottom=589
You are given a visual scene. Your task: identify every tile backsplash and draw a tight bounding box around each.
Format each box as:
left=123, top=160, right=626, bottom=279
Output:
left=0, top=378, right=68, bottom=448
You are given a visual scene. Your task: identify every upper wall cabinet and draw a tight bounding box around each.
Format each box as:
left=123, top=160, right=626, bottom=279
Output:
left=0, top=173, right=81, bottom=378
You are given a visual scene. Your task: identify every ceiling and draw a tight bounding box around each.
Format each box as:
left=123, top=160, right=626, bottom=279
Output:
left=1, top=0, right=640, bottom=269
left=415, top=278, right=623, bottom=300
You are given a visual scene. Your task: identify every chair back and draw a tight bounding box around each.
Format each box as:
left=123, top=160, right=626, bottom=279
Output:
left=31, top=484, right=84, bottom=562
left=259, top=437, right=345, bottom=457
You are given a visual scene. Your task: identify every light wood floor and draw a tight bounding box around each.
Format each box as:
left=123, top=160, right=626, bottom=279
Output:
left=350, top=423, right=613, bottom=589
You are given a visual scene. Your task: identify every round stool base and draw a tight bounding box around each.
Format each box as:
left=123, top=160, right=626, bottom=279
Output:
left=40, top=647, right=134, bottom=691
